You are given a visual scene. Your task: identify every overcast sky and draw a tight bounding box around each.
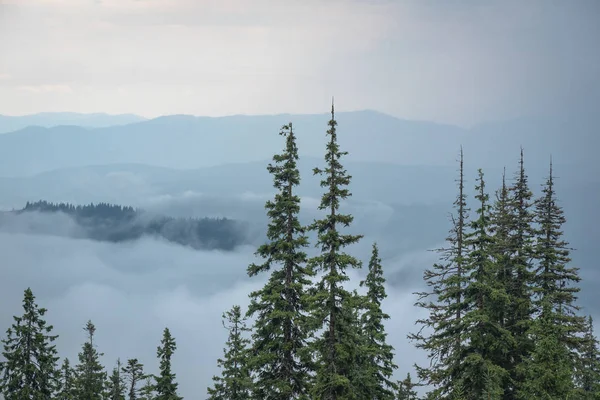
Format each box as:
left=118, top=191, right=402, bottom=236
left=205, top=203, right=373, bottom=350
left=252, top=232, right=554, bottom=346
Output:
left=0, top=0, right=599, bottom=125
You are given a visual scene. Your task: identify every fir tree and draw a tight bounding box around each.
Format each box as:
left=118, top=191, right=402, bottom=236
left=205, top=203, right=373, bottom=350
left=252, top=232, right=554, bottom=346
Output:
left=0, top=288, right=60, bottom=399
left=246, top=122, right=314, bottom=399
left=358, top=243, right=397, bottom=399
left=106, top=359, right=126, bottom=400
left=307, top=101, right=364, bottom=400
left=410, top=149, right=469, bottom=398
left=57, top=358, right=76, bottom=400
left=74, top=320, right=106, bottom=400
left=122, top=358, right=145, bottom=400
left=207, top=305, right=253, bottom=400
left=154, top=327, right=182, bottom=400
left=533, top=159, right=586, bottom=357
left=139, top=376, right=156, bottom=400
left=396, top=373, right=419, bottom=400
left=459, top=169, right=511, bottom=399
left=504, top=148, right=536, bottom=397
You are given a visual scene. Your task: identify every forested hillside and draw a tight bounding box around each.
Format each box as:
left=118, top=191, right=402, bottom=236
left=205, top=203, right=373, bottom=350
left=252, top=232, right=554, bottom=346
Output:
left=0, top=200, right=248, bottom=251
left=1, top=106, right=598, bottom=399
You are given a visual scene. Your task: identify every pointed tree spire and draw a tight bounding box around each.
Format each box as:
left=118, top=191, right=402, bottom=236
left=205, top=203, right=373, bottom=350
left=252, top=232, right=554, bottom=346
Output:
left=308, top=101, right=364, bottom=400
left=246, top=122, right=314, bottom=399
left=0, top=288, right=60, bottom=399
left=358, top=243, right=398, bottom=399
left=155, top=327, right=182, bottom=400
left=207, top=305, right=253, bottom=400
left=410, top=148, right=470, bottom=398
left=74, top=320, right=106, bottom=400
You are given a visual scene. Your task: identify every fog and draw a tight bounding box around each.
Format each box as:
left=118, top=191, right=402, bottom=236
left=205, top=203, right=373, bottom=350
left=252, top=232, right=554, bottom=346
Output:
left=0, top=208, right=435, bottom=397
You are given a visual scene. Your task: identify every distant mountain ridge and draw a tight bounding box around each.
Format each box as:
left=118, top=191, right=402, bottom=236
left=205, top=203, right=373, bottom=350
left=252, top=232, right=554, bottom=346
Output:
left=0, top=110, right=595, bottom=177
left=0, top=112, right=147, bottom=133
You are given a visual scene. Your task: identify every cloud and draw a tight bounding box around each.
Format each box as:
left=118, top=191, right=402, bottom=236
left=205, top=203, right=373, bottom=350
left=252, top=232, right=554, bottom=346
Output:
left=0, top=208, right=433, bottom=398
left=17, top=84, right=73, bottom=94
left=4, top=0, right=597, bottom=124
left=0, top=73, right=10, bottom=80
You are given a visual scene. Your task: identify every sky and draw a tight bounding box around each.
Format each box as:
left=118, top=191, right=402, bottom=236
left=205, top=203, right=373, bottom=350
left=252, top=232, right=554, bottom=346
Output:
left=1, top=0, right=599, bottom=126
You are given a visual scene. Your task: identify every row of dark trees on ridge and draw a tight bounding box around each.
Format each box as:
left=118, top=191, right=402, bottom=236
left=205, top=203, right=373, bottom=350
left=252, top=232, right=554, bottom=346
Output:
left=1, top=104, right=599, bottom=399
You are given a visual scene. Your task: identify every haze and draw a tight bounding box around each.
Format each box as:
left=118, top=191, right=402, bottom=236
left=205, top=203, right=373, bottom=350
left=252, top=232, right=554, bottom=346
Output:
left=0, top=1, right=599, bottom=398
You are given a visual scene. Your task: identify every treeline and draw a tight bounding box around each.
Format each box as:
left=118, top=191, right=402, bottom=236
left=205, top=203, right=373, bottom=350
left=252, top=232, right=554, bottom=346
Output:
left=9, top=200, right=248, bottom=251
left=1, top=104, right=599, bottom=399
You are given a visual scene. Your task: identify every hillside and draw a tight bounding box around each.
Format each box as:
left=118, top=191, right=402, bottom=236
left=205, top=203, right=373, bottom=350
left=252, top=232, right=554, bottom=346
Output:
left=0, top=200, right=249, bottom=251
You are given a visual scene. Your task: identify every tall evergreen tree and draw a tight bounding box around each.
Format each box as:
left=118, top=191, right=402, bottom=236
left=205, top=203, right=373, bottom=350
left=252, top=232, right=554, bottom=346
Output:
left=122, top=358, right=145, bottom=400
left=307, top=101, right=364, bottom=400
left=207, top=305, right=253, bottom=400
left=74, top=320, right=106, bottom=400
left=458, top=169, right=511, bottom=399
left=154, top=327, right=182, bottom=400
left=106, top=359, right=126, bottom=400
left=358, top=243, right=397, bottom=399
left=410, top=148, right=469, bottom=398
left=533, top=159, right=586, bottom=355
left=504, top=148, right=536, bottom=397
left=57, top=358, right=76, bottom=400
left=0, top=288, right=60, bottom=400
left=246, top=122, right=314, bottom=399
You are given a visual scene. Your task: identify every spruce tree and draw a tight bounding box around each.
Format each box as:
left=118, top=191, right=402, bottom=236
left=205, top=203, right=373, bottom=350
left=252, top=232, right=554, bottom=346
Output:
left=154, top=327, right=182, bottom=400
left=74, top=320, right=106, bottom=400
left=106, top=359, right=126, bottom=400
left=410, top=149, right=469, bottom=398
left=246, top=122, right=314, bottom=399
left=122, top=358, right=145, bottom=400
left=0, top=288, right=60, bottom=399
left=57, top=358, right=76, bottom=400
left=459, top=169, right=511, bottom=399
left=139, top=376, right=157, bottom=400
left=504, top=148, right=536, bottom=397
left=358, top=243, right=397, bottom=399
left=307, top=101, right=364, bottom=400
left=396, top=373, right=419, bottom=400
left=533, top=160, right=586, bottom=356
left=207, top=305, right=253, bottom=400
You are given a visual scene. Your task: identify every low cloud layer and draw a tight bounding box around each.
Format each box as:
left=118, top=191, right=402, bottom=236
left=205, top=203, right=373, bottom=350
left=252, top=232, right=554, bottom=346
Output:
left=0, top=220, right=435, bottom=397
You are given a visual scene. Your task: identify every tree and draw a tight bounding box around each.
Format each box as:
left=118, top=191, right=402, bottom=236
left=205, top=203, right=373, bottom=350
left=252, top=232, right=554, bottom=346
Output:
left=517, top=299, right=574, bottom=399
left=154, top=327, right=182, bottom=400
left=532, top=160, right=586, bottom=358
left=458, top=169, right=511, bottom=399
left=74, top=320, right=106, bottom=400
left=106, top=359, right=126, bottom=400
left=410, top=149, right=469, bottom=398
left=0, top=287, right=60, bottom=399
left=358, top=243, right=397, bottom=399
left=575, top=316, right=600, bottom=399
left=207, top=305, right=253, bottom=400
left=504, top=149, right=536, bottom=396
left=122, top=358, right=145, bottom=400
left=140, top=376, right=157, bottom=400
left=397, top=373, right=419, bottom=400
left=57, top=358, right=76, bottom=400
left=307, top=101, right=364, bottom=400
left=246, top=122, right=314, bottom=399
